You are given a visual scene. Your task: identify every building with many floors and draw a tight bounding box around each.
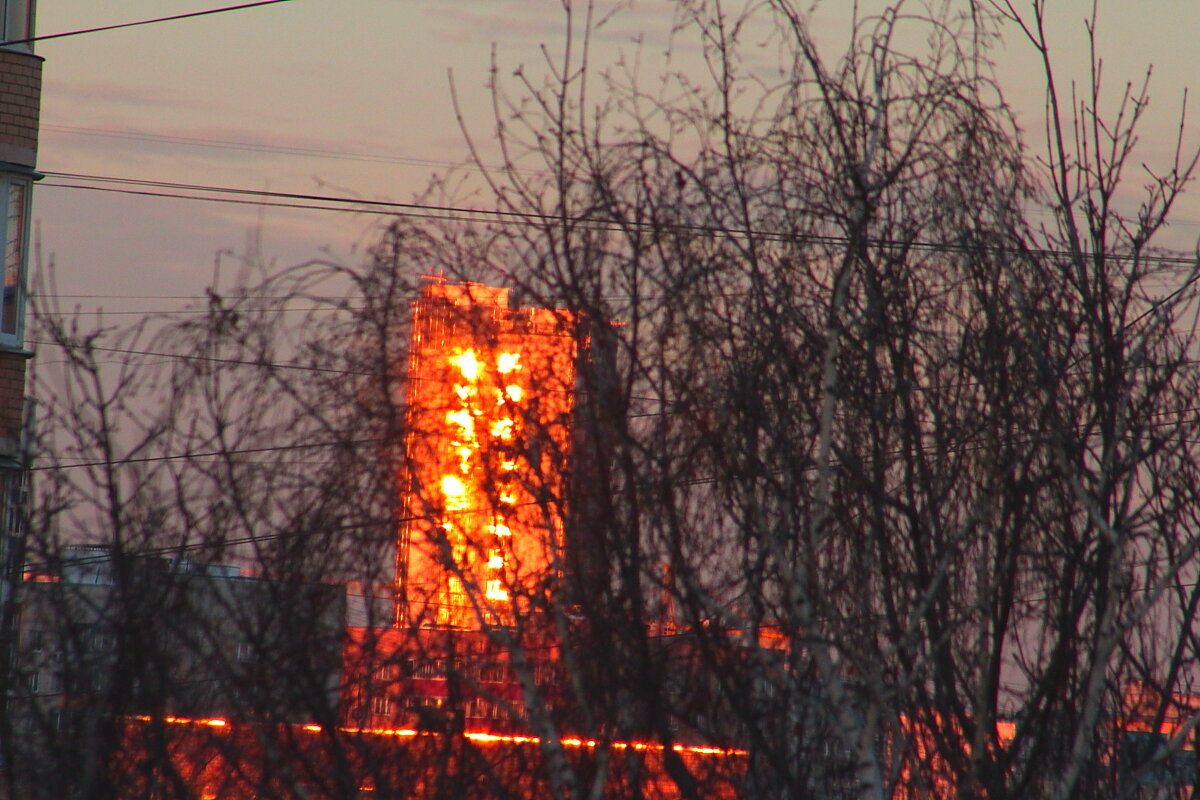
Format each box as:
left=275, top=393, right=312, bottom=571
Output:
left=0, top=0, right=38, bottom=771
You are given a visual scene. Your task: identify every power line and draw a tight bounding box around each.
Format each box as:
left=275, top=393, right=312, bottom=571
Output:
left=26, top=339, right=373, bottom=376
left=39, top=171, right=1200, bottom=268
left=29, top=281, right=1196, bottom=313
left=20, top=495, right=589, bottom=571
left=35, top=305, right=360, bottom=317
left=41, top=171, right=548, bottom=223
left=37, top=127, right=1200, bottom=230
left=37, top=134, right=1200, bottom=242
left=25, top=406, right=1200, bottom=587
left=30, top=336, right=609, bottom=394
left=39, top=181, right=524, bottom=228
left=30, top=331, right=1200, bottom=381
left=22, top=521, right=392, bottom=573
left=29, top=437, right=382, bottom=473
left=0, top=0, right=298, bottom=47
left=37, top=295, right=310, bottom=301
left=26, top=390, right=1200, bottom=475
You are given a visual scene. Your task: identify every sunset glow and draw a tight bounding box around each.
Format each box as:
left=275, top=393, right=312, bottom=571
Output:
left=398, top=281, right=577, bottom=628
left=142, top=715, right=746, bottom=757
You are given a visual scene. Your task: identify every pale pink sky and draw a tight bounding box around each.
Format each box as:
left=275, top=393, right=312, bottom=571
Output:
left=29, top=0, right=1200, bottom=316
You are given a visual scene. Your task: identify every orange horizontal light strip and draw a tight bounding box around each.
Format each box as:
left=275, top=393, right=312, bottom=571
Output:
left=138, top=715, right=229, bottom=728
left=342, top=727, right=420, bottom=738
left=373, top=728, right=745, bottom=756
left=126, top=716, right=743, bottom=756
left=464, top=731, right=540, bottom=745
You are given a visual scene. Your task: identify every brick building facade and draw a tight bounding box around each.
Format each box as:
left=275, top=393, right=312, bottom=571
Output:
left=0, top=0, right=39, bottom=779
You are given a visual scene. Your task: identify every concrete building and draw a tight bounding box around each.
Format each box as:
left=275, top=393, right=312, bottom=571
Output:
left=10, top=546, right=346, bottom=797
left=397, top=279, right=579, bottom=629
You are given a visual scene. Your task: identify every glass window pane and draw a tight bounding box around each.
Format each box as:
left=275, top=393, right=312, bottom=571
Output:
left=3, top=0, right=33, bottom=44
left=3, top=180, right=27, bottom=336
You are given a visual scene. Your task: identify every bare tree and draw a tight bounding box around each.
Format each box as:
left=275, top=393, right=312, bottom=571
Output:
left=9, top=2, right=1200, bottom=799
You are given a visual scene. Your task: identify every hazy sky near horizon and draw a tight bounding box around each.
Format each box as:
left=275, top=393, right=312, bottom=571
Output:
left=28, top=1, right=1200, bottom=320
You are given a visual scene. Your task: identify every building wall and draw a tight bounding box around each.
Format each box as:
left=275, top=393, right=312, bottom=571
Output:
left=398, top=280, right=578, bottom=629
left=0, top=40, right=37, bottom=452
left=341, top=626, right=538, bottom=733
left=0, top=351, right=26, bottom=449
left=0, top=47, right=40, bottom=168
left=11, top=549, right=347, bottom=747
left=0, top=28, right=40, bottom=448
left=0, top=20, right=39, bottom=764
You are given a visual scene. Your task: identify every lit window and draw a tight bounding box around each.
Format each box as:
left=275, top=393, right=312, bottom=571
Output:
left=489, top=418, right=514, bottom=440
left=441, top=475, right=470, bottom=510
left=414, top=659, right=446, bottom=679
left=0, top=176, right=28, bottom=345
left=479, top=662, right=506, bottom=682
left=445, top=410, right=475, bottom=437
left=496, top=352, right=521, bottom=373
left=450, top=350, right=482, bottom=381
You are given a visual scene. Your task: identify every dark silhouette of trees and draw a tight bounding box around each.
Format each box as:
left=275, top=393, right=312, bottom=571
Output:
left=9, top=2, right=1200, bottom=799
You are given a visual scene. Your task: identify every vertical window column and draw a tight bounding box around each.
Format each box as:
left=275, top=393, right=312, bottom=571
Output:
left=1, top=0, right=34, bottom=47
left=0, top=176, right=28, bottom=344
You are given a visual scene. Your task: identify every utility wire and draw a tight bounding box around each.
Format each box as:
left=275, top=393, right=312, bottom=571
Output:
left=40, top=127, right=1200, bottom=228
left=29, top=437, right=382, bottom=473
left=38, top=294, right=317, bottom=301
left=43, top=171, right=535, bottom=216
left=22, top=522, right=391, bottom=573
left=26, top=339, right=374, bottom=376
left=35, top=305, right=360, bottom=317
left=38, top=172, right=1200, bottom=268
left=30, top=333, right=1200, bottom=383
left=29, top=276, right=1195, bottom=305
left=41, top=181, right=517, bottom=228
left=26, top=392, right=1200, bottom=475
left=24, top=493, right=580, bottom=571
left=0, top=0, right=298, bottom=47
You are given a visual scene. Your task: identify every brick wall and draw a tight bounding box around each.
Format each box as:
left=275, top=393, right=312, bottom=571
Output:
left=0, top=49, right=42, bottom=168
left=0, top=350, right=27, bottom=448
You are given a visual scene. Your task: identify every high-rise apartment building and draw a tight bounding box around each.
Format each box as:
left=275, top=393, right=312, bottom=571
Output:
left=396, top=280, right=578, bottom=629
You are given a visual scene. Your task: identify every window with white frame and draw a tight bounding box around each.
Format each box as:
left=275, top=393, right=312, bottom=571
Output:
left=0, top=175, right=29, bottom=346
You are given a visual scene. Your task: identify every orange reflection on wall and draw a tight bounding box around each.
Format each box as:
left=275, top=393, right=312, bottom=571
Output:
left=398, top=280, right=577, bottom=628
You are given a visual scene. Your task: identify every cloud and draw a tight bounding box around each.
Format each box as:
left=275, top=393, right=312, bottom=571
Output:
left=38, top=121, right=445, bottom=176
left=420, top=4, right=563, bottom=43
left=414, top=0, right=677, bottom=45
left=42, top=78, right=190, bottom=112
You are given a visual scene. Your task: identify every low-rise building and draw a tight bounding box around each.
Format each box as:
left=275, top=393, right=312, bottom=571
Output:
left=9, top=545, right=345, bottom=797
